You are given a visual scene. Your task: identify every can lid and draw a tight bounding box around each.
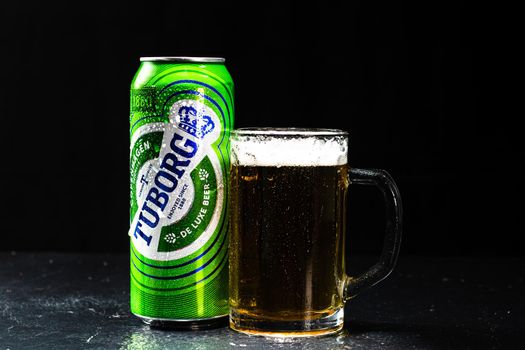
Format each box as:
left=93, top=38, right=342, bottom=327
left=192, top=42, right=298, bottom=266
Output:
left=140, top=56, right=225, bottom=63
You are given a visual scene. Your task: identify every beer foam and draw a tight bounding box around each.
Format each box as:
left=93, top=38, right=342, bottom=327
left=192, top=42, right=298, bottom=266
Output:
left=230, top=129, right=348, bottom=167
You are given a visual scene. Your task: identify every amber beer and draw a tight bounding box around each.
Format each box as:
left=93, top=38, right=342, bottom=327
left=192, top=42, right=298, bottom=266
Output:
left=228, top=128, right=403, bottom=337
left=229, top=165, right=348, bottom=316
left=229, top=128, right=350, bottom=335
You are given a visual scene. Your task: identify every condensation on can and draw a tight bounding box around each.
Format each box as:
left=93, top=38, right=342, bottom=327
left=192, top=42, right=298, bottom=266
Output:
left=129, top=57, right=234, bottom=328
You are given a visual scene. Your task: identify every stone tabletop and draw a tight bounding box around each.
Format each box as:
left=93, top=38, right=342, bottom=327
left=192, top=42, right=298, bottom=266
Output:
left=1, top=253, right=523, bottom=349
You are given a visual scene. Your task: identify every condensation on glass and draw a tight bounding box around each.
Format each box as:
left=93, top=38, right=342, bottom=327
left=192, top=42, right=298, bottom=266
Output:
left=228, top=128, right=403, bottom=337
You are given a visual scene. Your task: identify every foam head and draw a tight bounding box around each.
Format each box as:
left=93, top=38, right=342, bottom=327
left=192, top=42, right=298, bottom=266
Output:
left=230, top=128, right=348, bottom=167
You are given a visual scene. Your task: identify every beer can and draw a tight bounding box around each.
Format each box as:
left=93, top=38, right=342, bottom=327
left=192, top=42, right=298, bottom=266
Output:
left=129, top=56, right=234, bottom=328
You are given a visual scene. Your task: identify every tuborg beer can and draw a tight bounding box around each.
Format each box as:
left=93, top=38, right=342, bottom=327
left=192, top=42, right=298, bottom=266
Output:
left=129, top=57, right=234, bottom=328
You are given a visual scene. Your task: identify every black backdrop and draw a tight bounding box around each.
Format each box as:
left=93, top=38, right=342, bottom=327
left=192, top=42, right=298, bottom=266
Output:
left=0, top=1, right=520, bottom=255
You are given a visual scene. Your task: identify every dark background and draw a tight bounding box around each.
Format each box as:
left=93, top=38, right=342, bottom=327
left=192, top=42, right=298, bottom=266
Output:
left=0, top=1, right=520, bottom=256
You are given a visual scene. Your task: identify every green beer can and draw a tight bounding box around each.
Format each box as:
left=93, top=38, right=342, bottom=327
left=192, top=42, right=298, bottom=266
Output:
left=129, top=57, right=234, bottom=328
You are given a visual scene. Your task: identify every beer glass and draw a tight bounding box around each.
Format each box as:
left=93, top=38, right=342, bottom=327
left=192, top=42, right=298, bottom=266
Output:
left=228, top=128, right=402, bottom=337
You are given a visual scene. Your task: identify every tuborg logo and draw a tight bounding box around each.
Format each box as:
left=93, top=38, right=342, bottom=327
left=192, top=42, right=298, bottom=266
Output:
left=177, top=106, right=215, bottom=139
left=129, top=99, right=222, bottom=261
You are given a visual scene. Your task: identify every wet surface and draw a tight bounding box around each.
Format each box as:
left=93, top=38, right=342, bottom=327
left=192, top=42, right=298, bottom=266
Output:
left=1, top=253, right=523, bottom=349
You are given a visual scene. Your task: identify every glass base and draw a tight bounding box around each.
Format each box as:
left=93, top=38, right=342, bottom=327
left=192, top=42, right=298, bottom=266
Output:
left=229, top=307, right=344, bottom=337
left=136, top=314, right=228, bottom=330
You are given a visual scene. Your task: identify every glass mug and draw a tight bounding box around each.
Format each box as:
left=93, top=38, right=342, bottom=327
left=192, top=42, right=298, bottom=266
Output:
left=228, top=128, right=403, bottom=337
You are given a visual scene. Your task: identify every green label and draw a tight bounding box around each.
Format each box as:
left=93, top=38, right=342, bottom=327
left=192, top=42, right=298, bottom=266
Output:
left=129, top=64, right=233, bottom=319
left=159, top=156, right=217, bottom=251
left=130, top=87, right=158, bottom=115
left=129, top=99, right=224, bottom=261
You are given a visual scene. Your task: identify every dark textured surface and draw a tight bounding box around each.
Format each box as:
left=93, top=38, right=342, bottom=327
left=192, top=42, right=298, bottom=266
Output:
left=0, top=253, right=523, bottom=349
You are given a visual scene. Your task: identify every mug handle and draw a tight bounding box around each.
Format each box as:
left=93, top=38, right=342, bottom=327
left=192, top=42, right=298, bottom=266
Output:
left=344, top=168, right=403, bottom=300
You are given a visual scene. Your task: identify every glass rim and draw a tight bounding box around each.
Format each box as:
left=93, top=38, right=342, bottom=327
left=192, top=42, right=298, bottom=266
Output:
left=232, top=127, right=348, bottom=137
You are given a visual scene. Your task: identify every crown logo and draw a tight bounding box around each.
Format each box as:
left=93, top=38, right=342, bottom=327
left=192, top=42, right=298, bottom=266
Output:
left=176, top=105, right=215, bottom=139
